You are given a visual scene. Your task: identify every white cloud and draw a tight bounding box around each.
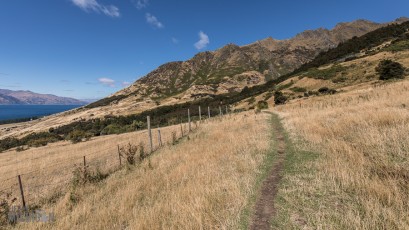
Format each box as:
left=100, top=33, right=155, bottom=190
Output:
left=146, top=13, right=164, bottom=28
left=71, top=0, right=120, bottom=17
left=194, top=31, right=209, bottom=50
left=171, top=37, right=179, bottom=44
left=121, top=81, right=131, bottom=87
left=133, top=0, right=149, bottom=9
left=98, top=78, right=116, bottom=87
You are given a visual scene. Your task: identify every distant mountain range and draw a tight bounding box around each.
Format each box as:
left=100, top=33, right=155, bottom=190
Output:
left=0, top=89, right=86, bottom=105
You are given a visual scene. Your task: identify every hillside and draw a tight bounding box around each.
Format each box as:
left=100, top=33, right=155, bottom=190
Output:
left=0, top=17, right=408, bottom=143
left=86, top=18, right=406, bottom=111
left=0, top=89, right=85, bottom=105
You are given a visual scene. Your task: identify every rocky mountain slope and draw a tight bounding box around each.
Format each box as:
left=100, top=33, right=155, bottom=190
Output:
left=0, top=89, right=86, bottom=105
left=108, top=18, right=407, bottom=104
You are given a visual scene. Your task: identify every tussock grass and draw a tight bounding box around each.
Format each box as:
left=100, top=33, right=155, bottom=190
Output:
left=9, top=112, right=270, bottom=229
left=274, top=80, right=409, bottom=229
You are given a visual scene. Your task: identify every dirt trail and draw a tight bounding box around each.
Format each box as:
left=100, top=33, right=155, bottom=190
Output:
left=249, top=113, right=286, bottom=230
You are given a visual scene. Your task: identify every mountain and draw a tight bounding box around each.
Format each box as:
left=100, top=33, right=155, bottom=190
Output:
left=86, top=17, right=407, bottom=112
left=2, top=17, right=409, bottom=141
left=0, top=89, right=86, bottom=105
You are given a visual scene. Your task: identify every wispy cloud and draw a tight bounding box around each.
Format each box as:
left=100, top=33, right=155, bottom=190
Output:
left=121, top=81, right=131, bottom=87
left=146, top=13, right=164, bottom=28
left=133, top=0, right=149, bottom=9
left=0, top=73, right=9, bottom=77
left=98, top=77, right=116, bottom=87
left=194, top=31, right=209, bottom=50
left=71, top=0, right=120, bottom=17
left=171, top=37, right=179, bottom=44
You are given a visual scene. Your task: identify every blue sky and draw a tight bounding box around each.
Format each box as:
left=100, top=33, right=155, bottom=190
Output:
left=0, top=0, right=408, bottom=100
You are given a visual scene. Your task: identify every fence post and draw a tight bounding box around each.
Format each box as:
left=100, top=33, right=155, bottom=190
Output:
left=17, top=175, right=26, bottom=209
left=226, top=105, right=228, bottom=115
left=180, top=120, right=183, bottom=137
left=208, top=106, right=211, bottom=119
left=219, top=106, right=222, bottom=116
left=199, top=106, right=202, bottom=121
left=158, top=128, right=162, bottom=147
left=188, top=109, right=191, bottom=132
left=117, top=145, right=122, bottom=166
left=147, top=116, right=153, bottom=153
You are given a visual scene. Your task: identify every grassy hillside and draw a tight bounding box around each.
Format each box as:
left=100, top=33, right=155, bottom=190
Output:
left=272, top=80, right=409, bottom=229
left=1, top=112, right=273, bottom=229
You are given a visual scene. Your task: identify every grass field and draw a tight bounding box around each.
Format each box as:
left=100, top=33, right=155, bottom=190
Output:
left=273, top=79, right=409, bottom=229
left=1, top=111, right=272, bottom=229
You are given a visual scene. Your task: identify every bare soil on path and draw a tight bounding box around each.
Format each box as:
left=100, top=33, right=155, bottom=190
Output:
left=249, top=113, right=286, bottom=230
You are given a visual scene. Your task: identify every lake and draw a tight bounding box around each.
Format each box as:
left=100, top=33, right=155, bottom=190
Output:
left=0, top=105, right=82, bottom=122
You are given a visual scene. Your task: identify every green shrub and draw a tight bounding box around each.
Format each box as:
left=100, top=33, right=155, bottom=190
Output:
left=256, top=101, right=269, bottom=110
left=289, top=87, right=307, bottom=93
left=375, top=59, right=405, bottom=80
left=383, top=40, right=409, bottom=52
left=303, top=65, right=347, bottom=80
left=274, top=91, right=287, bottom=105
left=318, top=87, right=337, bottom=94
left=67, top=130, right=92, bottom=144
left=27, top=138, right=49, bottom=147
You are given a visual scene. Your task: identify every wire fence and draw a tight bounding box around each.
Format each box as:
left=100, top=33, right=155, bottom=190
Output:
left=0, top=106, right=233, bottom=210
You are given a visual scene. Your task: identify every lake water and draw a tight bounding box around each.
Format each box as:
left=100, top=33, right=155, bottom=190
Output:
left=0, top=105, right=82, bottom=121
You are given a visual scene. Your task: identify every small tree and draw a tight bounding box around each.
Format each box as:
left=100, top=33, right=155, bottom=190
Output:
left=274, top=91, right=287, bottom=105
left=375, top=59, right=405, bottom=80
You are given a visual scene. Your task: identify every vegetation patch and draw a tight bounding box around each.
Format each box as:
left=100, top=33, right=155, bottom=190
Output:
left=289, top=87, right=307, bottom=93
left=383, top=38, right=409, bottom=52
left=274, top=91, right=287, bottom=105
left=375, top=59, right=406, bottom=80
left=302, top=65, right=347, bottom=80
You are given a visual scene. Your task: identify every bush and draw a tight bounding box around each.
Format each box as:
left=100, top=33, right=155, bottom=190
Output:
left=318, top=87, right=337, bottom=94
left=375, top=59, right=405, bottom=80
left=118, top=143, right=139, bottom=165
left=256, top=101, right=269, bottom=110
left=274, top=91, right=287, bottom=105
left=27, top=138, right=50, bottom=147
left=290, top=87, right=307, bottom=93
left=67, top=130, right=92, bottom=144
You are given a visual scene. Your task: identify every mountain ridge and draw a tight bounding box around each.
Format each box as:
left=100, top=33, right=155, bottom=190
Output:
left=0, top=89, right=86, bottom=105
left=97, top=17, right=407, bottom=110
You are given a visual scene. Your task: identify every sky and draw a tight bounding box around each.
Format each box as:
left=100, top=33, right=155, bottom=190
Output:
left=0, top=0, right=408, bottom=100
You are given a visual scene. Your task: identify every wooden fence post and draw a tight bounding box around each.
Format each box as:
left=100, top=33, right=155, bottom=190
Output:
left=180, top=120, right=183, bottom=137
left=158, top=128, right=162, bottom=147
left=226, top=105, right=228, bottom=115
left=219, top=106, right=222, bottom=116
left=188, top=109, right=191, bottom=132
left=117, top=145, right=122, bottom=166
left=208, top=106, right=211, bottom=119
left=147, top=116, right=153, bottom=153
left=17, top=175, right=26, bottom=209
left=199, top=106, right=202, bottom=121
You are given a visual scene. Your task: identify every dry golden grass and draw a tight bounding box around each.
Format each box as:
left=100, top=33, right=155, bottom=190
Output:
left=0, top=120, right=196, bottom=207
left=275, top=79, right=409, bottom=229
left=4, top=111, right=270, bottom=229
